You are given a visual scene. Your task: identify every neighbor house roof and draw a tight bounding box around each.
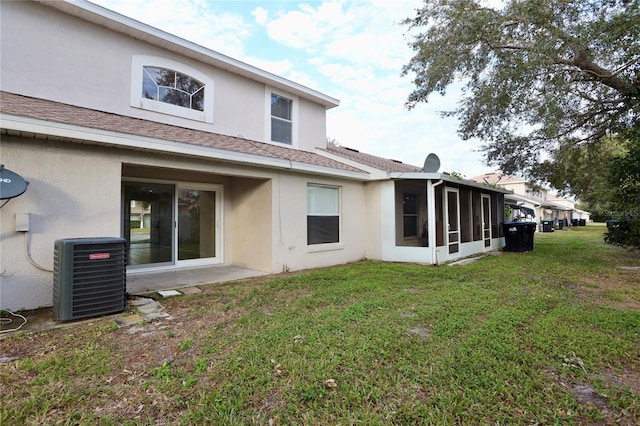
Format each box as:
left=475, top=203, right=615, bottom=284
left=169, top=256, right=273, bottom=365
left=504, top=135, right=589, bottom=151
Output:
left=470, top=172, right=526, bottom=185
left=0, top=92, right=366, bottom=176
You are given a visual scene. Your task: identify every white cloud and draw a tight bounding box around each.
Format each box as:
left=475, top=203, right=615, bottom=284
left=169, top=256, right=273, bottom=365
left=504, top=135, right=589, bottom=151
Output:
left=251, top=7, right=269, bottom=25
left=92, top=0, right=253, bottom=58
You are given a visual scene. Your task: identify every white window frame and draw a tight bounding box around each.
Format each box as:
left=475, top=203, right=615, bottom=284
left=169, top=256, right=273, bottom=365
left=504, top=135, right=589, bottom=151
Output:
left=306, top=183, right=341, bottom=248
left=265, top=87, right=298, bottom=147
left=123, top=177, right=223, bottom=273
left=131, top=55, right=214, bottom=123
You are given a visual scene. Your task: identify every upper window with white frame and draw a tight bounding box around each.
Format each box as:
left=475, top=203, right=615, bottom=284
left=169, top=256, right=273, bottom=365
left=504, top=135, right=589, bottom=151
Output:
left=266, top=89, right=298, bottom=146
left=131, top=56, right=214, bottom=123
left=271, top=93, right=293, bottom=144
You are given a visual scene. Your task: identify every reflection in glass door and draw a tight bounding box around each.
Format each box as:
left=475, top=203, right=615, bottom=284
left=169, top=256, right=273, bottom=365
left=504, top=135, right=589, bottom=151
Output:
left=177, top=188, right=216, bottom=261
left=123, top=182, right=174, bottom=266
left=123, top=181, right=221, bottom=269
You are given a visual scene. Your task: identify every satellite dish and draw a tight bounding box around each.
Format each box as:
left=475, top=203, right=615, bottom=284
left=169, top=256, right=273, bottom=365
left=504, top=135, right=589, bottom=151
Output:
left=423, top=153, right=441, bottom=173
left=0, top=165, right=29, bottom=200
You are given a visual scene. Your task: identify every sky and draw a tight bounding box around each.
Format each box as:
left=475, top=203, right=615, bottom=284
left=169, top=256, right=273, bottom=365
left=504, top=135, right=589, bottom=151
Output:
left=92, top=0, right=495, bottom=178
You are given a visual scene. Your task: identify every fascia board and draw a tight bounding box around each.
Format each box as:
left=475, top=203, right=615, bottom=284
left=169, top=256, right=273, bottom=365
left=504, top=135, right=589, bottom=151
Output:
left=42, top=0, right=339, bottom=109
left=389, top=172, right=513, bottom=194
left=0, top=114, right=369, bottom=180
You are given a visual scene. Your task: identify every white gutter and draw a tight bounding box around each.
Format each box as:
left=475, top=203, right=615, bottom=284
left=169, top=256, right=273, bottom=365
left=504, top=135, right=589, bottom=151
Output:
left=390, top=172, right=513, bottom=194
left=0, top=114, right=369, bottom=180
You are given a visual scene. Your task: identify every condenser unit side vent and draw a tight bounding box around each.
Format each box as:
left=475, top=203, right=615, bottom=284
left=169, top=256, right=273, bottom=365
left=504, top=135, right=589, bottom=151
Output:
left=53, top=237, right=127, bottom=321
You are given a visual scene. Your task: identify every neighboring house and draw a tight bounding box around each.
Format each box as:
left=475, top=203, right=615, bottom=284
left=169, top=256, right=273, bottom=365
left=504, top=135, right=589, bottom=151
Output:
left=0, top=0, right=509, bottom=311
left=471, top=172, right=590, bottom=230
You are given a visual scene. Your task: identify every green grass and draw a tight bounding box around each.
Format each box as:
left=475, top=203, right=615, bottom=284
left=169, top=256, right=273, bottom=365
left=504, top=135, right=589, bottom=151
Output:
left=1, top=224, right=639, bottom=425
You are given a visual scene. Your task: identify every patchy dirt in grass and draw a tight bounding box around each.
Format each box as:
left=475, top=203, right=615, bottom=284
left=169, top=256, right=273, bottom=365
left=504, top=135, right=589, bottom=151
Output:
left=406, top=326, right=431, bottom=340
left=0, top=282, right=260, bottom=424
left=578, top=269, right=640, bottom=310
left=600, top=367, right=640, bottom=396
left=1, top=257, right=639, bottom=424
left=545, top=362, right=640, bottom=426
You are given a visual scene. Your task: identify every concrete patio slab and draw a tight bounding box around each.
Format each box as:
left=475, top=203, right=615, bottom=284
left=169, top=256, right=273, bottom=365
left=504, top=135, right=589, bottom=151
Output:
left=126, top=265, right=268, bottom=295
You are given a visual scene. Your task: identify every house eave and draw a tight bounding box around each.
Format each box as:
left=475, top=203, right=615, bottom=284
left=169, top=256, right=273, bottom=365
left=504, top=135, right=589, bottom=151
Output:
left=35, top=0, right=339, bottom=109
left=0, top=114, right=369, bottom=180
left=389, top=172, right=513, bottom=194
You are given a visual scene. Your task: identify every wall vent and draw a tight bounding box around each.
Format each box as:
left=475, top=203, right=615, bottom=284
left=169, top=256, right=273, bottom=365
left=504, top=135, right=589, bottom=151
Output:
left=53, top=237, right=127, bottom=321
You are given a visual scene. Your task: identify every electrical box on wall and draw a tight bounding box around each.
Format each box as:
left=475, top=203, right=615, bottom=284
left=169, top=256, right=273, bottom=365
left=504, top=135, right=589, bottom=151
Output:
left=15, top=213, right=30, bottom=232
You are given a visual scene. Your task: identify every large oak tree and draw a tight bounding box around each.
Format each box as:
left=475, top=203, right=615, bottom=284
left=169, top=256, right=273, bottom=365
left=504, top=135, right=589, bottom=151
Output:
left=402, top=0, right=639, bottom=191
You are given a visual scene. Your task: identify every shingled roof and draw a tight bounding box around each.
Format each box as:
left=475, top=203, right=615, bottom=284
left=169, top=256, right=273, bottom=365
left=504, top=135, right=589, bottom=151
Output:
left=320, top=146, right=422, bottom=173
left=0, top=91, right=365, bottom=174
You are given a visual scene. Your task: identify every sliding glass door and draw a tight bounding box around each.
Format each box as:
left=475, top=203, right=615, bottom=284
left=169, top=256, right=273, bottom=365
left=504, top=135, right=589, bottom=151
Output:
left=123, top=181, right=221, bottom=269
left=177, top=187, right=217, bottom=261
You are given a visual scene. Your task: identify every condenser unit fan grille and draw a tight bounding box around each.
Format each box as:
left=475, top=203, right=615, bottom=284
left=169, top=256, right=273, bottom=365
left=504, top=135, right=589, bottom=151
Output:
left=53, top=238, right=126, bottom=321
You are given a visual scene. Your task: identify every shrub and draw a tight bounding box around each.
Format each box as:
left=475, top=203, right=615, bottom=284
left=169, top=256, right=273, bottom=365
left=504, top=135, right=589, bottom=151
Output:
left=604, top=210, right=640, bottom=248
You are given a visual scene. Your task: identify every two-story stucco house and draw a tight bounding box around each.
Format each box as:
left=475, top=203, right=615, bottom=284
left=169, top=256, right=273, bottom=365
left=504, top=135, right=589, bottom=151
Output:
left=0, top=0, right=510, bottom=311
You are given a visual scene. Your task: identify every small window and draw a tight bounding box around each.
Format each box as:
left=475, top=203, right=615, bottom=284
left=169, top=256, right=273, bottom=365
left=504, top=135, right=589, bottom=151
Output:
left=271, top=93, right=293, bottom=144
left=143, top=67, right=205, bottom=111
left=403, top=193, right=419, bottom=238
left=307, top=184, right=340, bottom=245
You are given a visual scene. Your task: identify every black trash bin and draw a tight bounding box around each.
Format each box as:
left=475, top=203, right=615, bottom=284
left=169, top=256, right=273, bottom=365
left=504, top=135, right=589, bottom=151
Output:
left=541, top=219, right=554, bottom=232
left=605, top=220, right=620, bottom=230
left=579, top=219, right=586, bottom=226
left=557, top=220, right=564, bottom=230
left=502, top=222, right=536, bottom=252
left=571, top=219, right=579, bottom=226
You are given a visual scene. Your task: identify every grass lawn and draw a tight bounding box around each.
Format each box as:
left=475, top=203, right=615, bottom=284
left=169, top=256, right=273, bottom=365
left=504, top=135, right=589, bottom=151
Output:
left=1, top=223, right=639, bottom=425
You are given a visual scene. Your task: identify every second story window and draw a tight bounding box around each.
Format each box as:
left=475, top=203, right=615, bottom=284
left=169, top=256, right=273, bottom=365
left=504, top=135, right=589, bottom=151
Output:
left=131, top=56, right=213, bottom=123
left=271, top=93, right=292, bottom=145
left=143, top=67, right=205, bottom=111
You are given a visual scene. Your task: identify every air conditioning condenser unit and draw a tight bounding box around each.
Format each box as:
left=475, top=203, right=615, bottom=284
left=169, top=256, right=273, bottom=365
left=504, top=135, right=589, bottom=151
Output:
left=53, top=237, right=126, bottom=321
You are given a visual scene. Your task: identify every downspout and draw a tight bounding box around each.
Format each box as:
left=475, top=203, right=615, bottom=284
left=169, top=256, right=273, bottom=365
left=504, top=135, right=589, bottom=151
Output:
left=427, top=179, right=443, bottom=265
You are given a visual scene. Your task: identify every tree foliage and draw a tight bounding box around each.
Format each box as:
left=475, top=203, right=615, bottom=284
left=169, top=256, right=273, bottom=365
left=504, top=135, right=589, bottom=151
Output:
left=402, top=0, right=640, bottom=183
left=540, top=134, right=630, bottom=210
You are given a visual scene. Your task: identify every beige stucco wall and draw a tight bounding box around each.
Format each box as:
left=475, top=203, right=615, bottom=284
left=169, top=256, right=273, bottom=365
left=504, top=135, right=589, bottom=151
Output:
left=363, top=182, right=383, bottom=260
left=228, top=177, right=272, bottom=272
left=0, top=136, right=122, bottom=310
left=269, top=172, right=367, bottom=273
left=0, top=134, right=371, bottom=310
left=0, top=1, right=328, bottom=152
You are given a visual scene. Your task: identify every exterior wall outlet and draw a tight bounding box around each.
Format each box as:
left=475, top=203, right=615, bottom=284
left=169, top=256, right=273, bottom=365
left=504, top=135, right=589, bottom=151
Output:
left=15, top=213, right=30, bottom=232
